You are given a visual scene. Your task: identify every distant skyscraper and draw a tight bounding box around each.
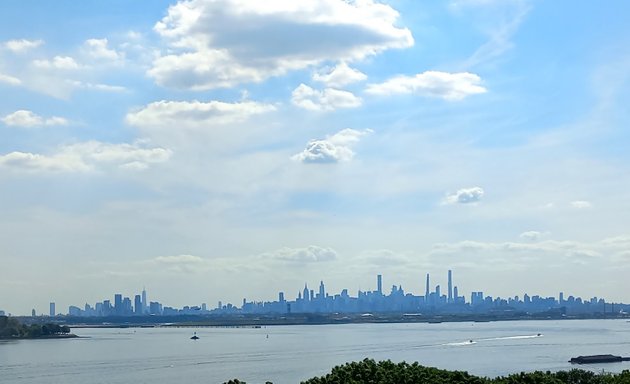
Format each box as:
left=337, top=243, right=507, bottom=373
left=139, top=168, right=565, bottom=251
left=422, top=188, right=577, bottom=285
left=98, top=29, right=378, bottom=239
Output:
left=425, top=274, right=430, bottom=298
left=134, top=295, right=142, bottom=315
left=319, top=281, right=325, bottom=299
left=142, top=287, right=147, bottom=314
left=377, top=274, right=382, bottom=295
left=303, top=284, right=310, bottom=302
left=32, top=309, right=36, bottom=317
left=49, top=302, right=55, bottom=317
left=453, top=286, right=459, bottom=301
left=114, top=294, right=122, bottom=314
left=559, top=292, right=564, bottom=303
left=279, top=292, right=285, bottom=303
left=447, top=270, right=453, bottom=303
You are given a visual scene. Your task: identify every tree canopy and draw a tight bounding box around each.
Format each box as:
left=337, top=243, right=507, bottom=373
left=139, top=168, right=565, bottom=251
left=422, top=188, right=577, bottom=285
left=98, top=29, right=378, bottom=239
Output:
left=0, top=316, right=71, bottom=339
left=223, top=359, right=630, bottom=384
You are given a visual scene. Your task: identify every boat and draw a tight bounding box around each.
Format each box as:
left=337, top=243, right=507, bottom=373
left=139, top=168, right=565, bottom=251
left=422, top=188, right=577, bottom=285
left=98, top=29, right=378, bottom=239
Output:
left=569, top=354, right=630, bottom=364
left=190, top=332, right=199, bottom=340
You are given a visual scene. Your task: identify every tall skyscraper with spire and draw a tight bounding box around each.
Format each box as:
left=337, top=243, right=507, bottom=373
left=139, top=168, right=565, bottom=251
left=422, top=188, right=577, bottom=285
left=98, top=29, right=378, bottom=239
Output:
left=448, top=270, right=453, bottom=303
left=142, top=287, right=147, bottom=314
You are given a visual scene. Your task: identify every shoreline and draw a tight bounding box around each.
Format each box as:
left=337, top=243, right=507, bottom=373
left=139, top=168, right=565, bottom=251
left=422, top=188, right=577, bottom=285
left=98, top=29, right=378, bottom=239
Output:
left=0, top=333, right=79, bottom=340
left=55, top=313, right=629, bottom=329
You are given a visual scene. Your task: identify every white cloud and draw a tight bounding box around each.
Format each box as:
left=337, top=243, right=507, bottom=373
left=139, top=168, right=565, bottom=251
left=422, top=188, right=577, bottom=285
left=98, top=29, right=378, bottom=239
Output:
left=291, top=84, right=362, bottom=111
left=83, top=38, right=123, bottom=61
left=126, top=100, right=276, bottom=129
left=366, top=71, right=487, bottom=100
left=313, top=62, right=367, bottom=87
left=1, top=110, right=68, bottom=128
left=571, top=200, right=592, bottom=209
left=0, top=141, right=172, bottom=173
left=149, top=0, right=413, bottom=89
left=33, top=56, right=80, bottom=70
left=66, top=80, right=127, bottom=92
left=263, top=246, right=338, bottom=263
left=0, top=73, right=22, bottom=86
left=444, top=186, right=485, bottom=204
left=519, top=231, right=548, bottom=241
left=4, top=39, right=44, bottom=53
left=293, top=128, right=372, bottom=163
left=155, top=254, right=205, bottom=264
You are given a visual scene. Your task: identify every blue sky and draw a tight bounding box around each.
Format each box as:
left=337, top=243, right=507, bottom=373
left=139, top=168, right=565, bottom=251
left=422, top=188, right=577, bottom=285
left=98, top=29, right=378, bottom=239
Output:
left=1, top=0, right=629, bottom=315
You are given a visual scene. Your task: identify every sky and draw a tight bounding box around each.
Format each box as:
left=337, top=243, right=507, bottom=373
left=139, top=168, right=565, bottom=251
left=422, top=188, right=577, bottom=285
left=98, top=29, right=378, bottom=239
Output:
left=1, top=0, right=629, bottom=316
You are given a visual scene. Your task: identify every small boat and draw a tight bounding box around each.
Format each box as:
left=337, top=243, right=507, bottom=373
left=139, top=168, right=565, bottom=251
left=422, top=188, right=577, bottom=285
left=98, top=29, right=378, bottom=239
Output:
left=190, top=332, right=199, bottom=340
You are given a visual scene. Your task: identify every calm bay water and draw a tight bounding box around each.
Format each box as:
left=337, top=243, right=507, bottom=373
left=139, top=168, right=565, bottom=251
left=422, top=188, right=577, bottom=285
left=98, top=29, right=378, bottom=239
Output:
left=1, top=319, right=629, bottom=383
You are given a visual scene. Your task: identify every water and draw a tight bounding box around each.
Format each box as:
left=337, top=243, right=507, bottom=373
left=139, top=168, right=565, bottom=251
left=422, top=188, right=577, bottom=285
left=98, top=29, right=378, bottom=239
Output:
left=1, top=319, right=629, bottom=383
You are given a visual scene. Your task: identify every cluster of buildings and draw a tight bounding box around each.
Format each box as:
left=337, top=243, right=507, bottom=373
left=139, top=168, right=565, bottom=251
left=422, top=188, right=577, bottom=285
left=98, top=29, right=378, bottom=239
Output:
left=41, top=270, right=629, bottom=318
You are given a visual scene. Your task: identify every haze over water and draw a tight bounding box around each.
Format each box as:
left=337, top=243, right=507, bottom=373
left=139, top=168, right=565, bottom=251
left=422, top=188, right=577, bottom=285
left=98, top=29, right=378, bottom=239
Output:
left=2, top=320, right=629, bottom=384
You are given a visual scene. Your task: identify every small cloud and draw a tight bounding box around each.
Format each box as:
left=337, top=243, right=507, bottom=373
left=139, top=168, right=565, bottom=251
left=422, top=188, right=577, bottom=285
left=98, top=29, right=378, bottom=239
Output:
left=0, top=73, right=21, bottom=85
left=4, top=39, right=44, bottom=53
left=83, top=38, right=123, bottom=61
left=292, top=128, right=372, bottom=164
left=366, top=71, right=486, bottom=100
left=126, top=100, right=276, bottom=129
left=154, top=254, right=205, bottom=264
left=313, top=63, right=367, bottom=88
left=264, top=246, right=338, bottom=264
left=444, top=187, right=485, bottom=204
left=153, top=254, right=207, bottom=273
left=33, top=56, right=80, bottom=70
left=291, top=84, right=362, bottom=111
left=67, top=80, right=127, bottom=92
left=1, top=110, right=68, bottom=128
left=571, top=200, right=592, bottom=209
left=519, top=231, right=549, bottom=242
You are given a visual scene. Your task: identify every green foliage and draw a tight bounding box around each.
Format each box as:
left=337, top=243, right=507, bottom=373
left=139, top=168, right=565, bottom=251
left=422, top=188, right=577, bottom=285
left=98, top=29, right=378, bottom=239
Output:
left=299, top=359, right=630, bottom=384
left=0, top=316, right=72, bottom=339
left=301, top=359, right=490, bottom=384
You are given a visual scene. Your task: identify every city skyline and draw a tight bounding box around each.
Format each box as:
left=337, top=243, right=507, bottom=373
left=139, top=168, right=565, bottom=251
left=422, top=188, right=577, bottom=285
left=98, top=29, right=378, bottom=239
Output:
left=2, top=1, right=630, bottom=316
left=8, top=269, right=627, bottom=317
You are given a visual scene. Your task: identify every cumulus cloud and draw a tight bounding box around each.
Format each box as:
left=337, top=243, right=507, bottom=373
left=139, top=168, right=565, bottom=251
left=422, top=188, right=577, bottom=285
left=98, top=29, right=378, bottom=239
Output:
left=444, top=187, right=485, bottom=204
left=313, top=62, right=367, bottom=87
left=366, top=71, right=487, bottom=100
left=264, top=245, right=338, bottom=263
left=293, top=128, right=372, bottom=163
left=291, top=84, right=362, bottom=111
left=83, top=38, right=123, bottom=61
left=33, top=56, right=80, bottom=70
left=4, top=39, right=44, bottom=53
left=1, top=110, right=68, bottom=128
left=126, top=100, right=276, bottom=129
left=519, top=231, right=548, bottom=241
left=0, top=73, right=22, bottom=86
left=149, top=0, right=413, bottom=89
left=571, top=200, right=592, bottom=209
left=0, top=140, right=172, bottom=173
left=66, top=80, right=127, bottom=92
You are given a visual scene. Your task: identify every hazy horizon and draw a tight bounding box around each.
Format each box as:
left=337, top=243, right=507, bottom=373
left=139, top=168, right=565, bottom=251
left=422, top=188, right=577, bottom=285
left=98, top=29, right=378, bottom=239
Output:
left=1, top=0, right=629, bottom=316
